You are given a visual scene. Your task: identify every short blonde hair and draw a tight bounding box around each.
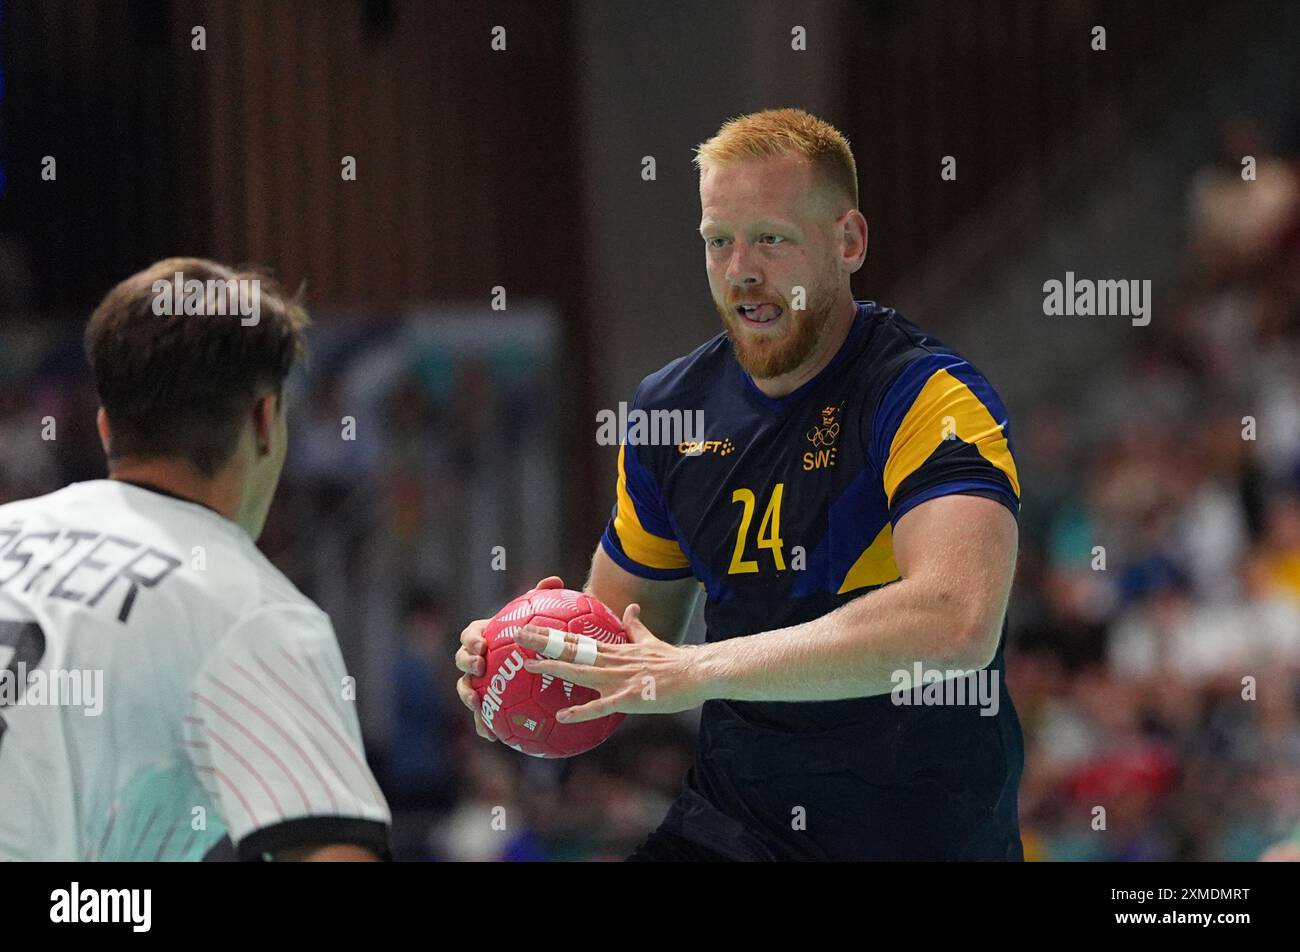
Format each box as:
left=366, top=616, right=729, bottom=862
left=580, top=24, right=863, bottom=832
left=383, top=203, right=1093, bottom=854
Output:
left=693, top=108, right=859, bottom=211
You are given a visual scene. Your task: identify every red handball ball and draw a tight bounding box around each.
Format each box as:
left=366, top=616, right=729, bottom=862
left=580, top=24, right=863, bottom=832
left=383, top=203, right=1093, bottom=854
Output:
left=471, top=587, right=628, bottom=758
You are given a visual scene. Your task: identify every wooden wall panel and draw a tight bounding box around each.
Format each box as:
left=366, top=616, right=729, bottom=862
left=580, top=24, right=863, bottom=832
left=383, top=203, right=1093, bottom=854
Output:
left=191, top=0, right=582, bottom=310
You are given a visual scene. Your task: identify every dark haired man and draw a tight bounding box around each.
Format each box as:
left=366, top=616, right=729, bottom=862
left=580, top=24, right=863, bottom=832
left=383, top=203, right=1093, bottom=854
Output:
left=0, top=258, right=390, bottom=861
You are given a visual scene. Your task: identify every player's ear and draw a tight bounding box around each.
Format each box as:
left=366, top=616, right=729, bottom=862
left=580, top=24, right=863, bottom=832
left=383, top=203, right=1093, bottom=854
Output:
left=251, top=392, right=278, bottom=457
left=840, top=209, right=867, bottom=273
left=95, top=407, right=112, bottom=457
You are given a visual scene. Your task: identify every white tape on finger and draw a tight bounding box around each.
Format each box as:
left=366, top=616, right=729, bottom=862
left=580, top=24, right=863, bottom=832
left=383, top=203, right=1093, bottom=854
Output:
left=574, top=635, right=599, bottom=666
left=543, top=628, right=568, bottom=659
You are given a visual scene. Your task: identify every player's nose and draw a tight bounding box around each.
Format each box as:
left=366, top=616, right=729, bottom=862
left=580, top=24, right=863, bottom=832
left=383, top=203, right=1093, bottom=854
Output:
left=724, top=245, right=762, bottom=287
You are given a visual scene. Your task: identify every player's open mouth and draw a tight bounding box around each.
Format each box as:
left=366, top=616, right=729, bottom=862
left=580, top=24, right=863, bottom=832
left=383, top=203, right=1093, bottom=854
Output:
left=735, top=303, right=783, bottom=325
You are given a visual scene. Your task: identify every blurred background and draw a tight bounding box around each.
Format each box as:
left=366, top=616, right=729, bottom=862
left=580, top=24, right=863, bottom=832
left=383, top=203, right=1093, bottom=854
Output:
left=2, top=0, right=1300, bottom=860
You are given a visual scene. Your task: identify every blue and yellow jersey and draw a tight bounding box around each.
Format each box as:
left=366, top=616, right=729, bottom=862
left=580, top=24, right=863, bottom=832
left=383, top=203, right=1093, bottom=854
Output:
left=601, top=301, right=1025, bottom=860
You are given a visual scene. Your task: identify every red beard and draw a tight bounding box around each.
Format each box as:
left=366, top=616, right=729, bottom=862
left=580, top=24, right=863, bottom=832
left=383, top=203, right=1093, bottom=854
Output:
left=717, top=292, right=833, bottom=380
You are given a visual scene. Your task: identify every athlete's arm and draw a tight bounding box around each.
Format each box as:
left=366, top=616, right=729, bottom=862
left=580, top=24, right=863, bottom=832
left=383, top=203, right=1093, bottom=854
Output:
left=184, top=606, right=393, bottom=860
left=691, top=492, right=1016, bottom=701
left=584, top=545, right=699, bottom=646
left=518, top=493, right=1016, bottom=719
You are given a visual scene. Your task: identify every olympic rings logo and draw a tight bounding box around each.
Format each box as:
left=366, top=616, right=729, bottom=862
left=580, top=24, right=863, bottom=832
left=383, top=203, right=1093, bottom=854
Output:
left=806, top=422, right=839, bottom=447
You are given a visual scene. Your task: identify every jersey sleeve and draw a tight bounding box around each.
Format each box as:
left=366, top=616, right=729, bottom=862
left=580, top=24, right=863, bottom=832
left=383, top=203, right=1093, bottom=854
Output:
left=869, top=353, right=1021, bottom=525
left=183, top=605, right=391, bottom=860
left=599, top=386, right=693, bottom=580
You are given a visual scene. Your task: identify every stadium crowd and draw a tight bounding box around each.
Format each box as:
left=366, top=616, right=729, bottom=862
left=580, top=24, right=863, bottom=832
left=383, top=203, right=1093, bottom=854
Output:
left=1012, top=118, right=1300, bottom=861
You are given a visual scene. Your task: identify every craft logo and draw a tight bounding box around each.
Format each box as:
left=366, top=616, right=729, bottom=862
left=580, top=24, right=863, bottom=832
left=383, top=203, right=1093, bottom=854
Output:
left=678, top=438, right=735, bottom=457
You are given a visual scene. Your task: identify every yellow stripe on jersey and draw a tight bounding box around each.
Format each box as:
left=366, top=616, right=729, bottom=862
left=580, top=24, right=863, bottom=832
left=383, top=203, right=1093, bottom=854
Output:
left=837, top=522, right=902, bottom=594
left=882, top=368, right=1021, bottom=506
left=613, top=444, right=691, bottom=571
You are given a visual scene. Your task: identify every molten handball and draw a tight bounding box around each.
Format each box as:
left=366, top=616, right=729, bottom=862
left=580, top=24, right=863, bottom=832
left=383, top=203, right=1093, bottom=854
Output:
left=471, top=587, right=628, bottom=757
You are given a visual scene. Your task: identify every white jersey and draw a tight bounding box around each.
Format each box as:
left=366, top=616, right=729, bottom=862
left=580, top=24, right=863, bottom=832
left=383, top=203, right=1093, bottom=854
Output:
left=0, top=480, right=390, bottom=860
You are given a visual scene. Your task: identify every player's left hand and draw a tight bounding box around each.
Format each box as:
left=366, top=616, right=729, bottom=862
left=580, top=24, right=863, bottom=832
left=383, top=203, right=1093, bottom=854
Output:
left=515, top=603, right=709, bottom=722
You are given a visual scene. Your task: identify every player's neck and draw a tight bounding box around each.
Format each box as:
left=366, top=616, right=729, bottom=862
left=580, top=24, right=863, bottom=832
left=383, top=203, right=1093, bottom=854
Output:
left=749, top=296, right=857, bottom=399
left=108, top=460, right=244, bottom=529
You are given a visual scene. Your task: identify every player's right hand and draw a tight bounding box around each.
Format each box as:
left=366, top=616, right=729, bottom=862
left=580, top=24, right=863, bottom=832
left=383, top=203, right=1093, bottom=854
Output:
left=455, top=576, right=564, bottom=742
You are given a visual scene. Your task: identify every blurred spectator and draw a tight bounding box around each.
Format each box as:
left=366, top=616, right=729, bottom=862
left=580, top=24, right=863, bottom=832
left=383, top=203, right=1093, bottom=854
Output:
left=1188, top=118, right=1299, bottom=282
left=382, top=591, right=459, bottom=811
